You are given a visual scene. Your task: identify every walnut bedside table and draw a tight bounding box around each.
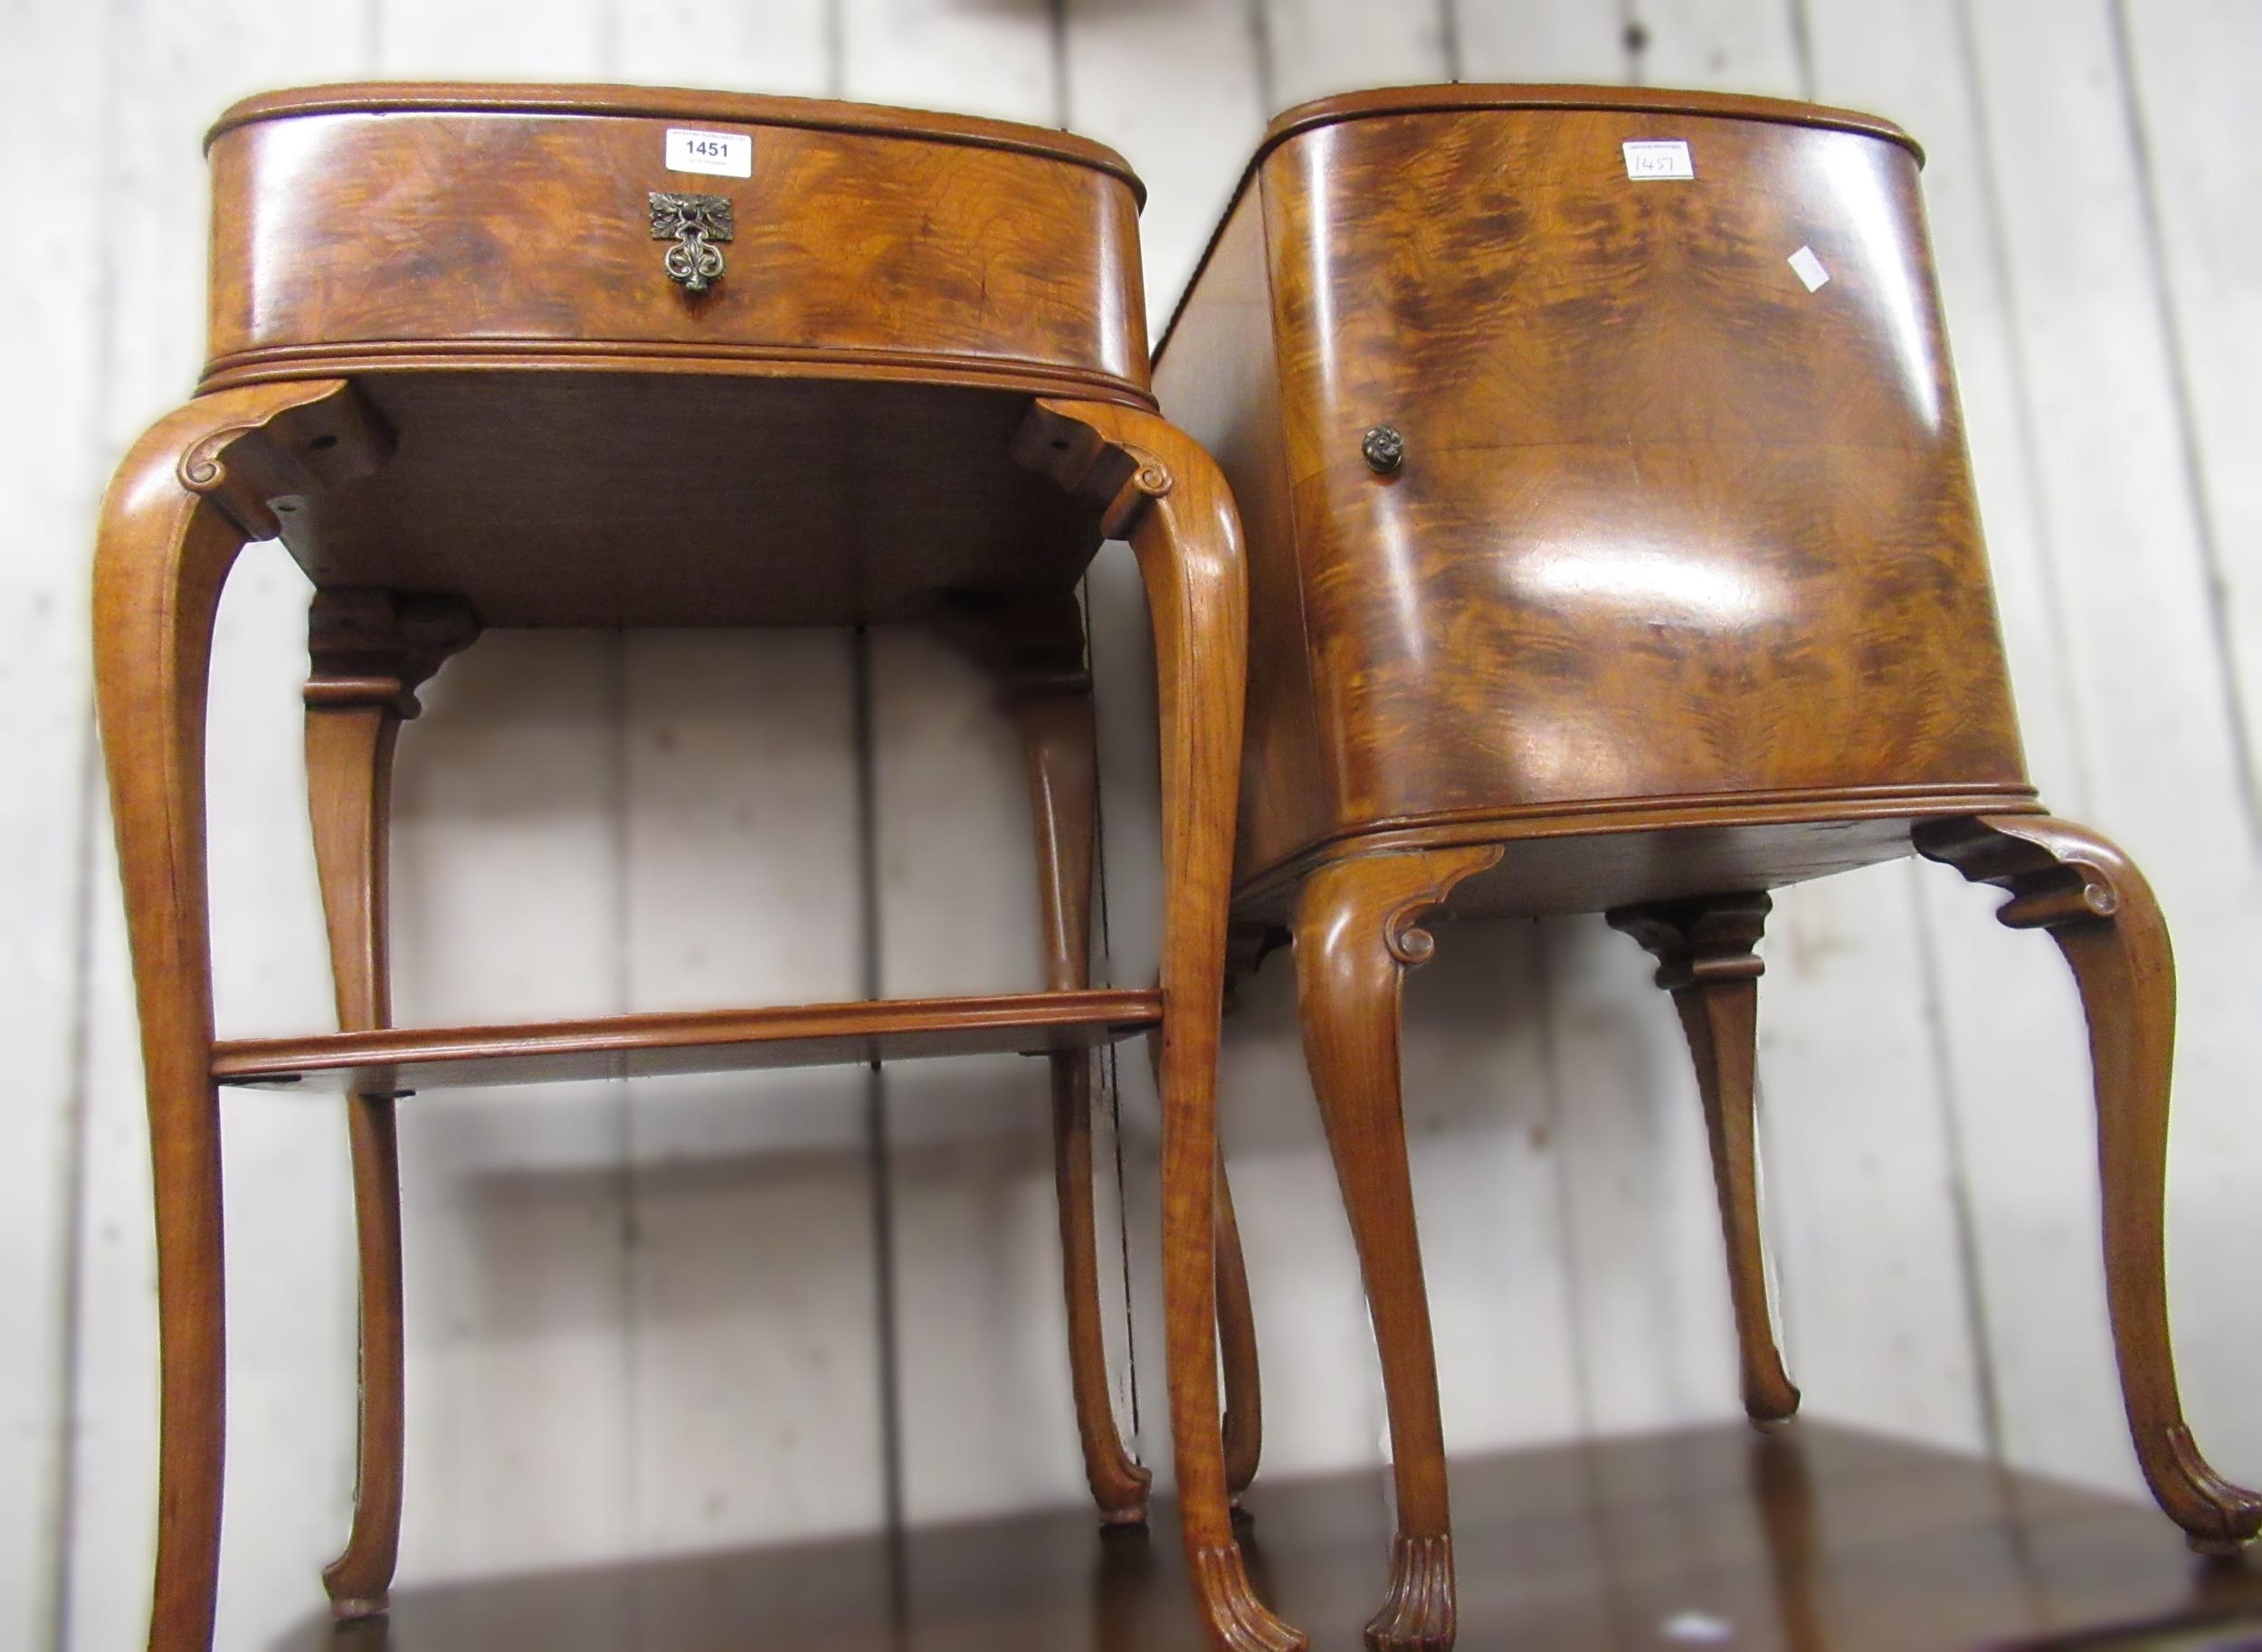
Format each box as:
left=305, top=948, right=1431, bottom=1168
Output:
left=93, top=83, right=1299, bottom=1652
left=1156, top=83, right=2258, bottom=1652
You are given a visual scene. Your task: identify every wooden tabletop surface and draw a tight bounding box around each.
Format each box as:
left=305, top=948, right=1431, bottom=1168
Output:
left=273, top=1423, right=2262, bottom=1650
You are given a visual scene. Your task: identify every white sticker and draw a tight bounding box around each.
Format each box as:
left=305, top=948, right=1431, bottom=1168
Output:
left=1623, top=139, right=1695, bottom=180
left=666, top=128, right=752, bottom=178
left=1787, top=244, right=1831, bottom=291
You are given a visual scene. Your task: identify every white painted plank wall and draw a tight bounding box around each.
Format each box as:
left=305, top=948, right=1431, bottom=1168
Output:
left=1643, top=0, right=1991, bottom=1457
left=1803, top=0, right=2112, bottom=1497
left=1950, top=0, right=2262, bottom=1502
left=0, top=2, right=109, bottom=1644
left=6, top=3, right=2260, bottom=1648
left=2107, top=0, right=2262, bottom=1475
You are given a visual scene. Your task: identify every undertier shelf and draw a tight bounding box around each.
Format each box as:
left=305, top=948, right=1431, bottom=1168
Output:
left=213, top=988, right=1163, bottom=1095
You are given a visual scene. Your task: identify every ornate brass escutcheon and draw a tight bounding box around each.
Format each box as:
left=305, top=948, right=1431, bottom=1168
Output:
left=649, top=191, right=734, bottom=294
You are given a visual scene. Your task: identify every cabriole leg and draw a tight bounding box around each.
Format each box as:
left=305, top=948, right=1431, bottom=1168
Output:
left=1917, top=814, right=2262, bottom=1552
left=1608, top=892, right=1800, bottom=1428
left=92, top=380, right=390, bottom=1652
left=995, top=597, right=1155, bottom=1526
left=1293, top=844, right=1501, bottom=1652
left=303, top=589, right=477, bottom=1617
left=1018, top=399, right=1305, bottom=1652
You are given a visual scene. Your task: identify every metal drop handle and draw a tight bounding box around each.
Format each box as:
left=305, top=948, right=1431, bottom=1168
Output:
left=650, top=191, right=734, bottom=295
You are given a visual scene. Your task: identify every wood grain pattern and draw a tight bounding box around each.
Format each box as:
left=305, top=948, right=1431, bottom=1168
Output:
left=214, top=990, right=1165, bottom=1093
left=261, top=374, right=1126, bottom=629
left=1160, top=79, right=2258, bottom=1650
left=1915, top=816, right=2262, bottom=1552
left=1156, top=89, right=2035, bottom=893
left=92, top=376, right=390, bottom=1652
left=262, top=1423, right=2262, bottom=1651
left=95, top=72, right=1285, bottom=1652
left=302, top=587, right=477, bottom=1619
left=1608, top=891, right=1800, bottom=1429
left=1016, top=397, right=1304, bottom=1652
left=1953, top=0, right=2262, bottom=1510
left=32, top=11, right=2262, bottom=1652
left=1291, top=845, right=1501, bottom=1652
left=204, top=87, right=1146, bottom=394
left=999, top=595, right=1155, bottom=1526
left=1791, top=0, right=2077, bottom=1474
left=194, top=87, right=1159, bottom=633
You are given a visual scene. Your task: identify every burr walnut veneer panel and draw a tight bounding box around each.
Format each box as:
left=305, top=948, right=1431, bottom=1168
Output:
left=1155, top=86, right=2039, bottom=914
left=204, top=84, right=1148, bottom=397
left=100, top=83, right=1298, bottom=1652
left=1158, top=86, right=2254, bottom=1652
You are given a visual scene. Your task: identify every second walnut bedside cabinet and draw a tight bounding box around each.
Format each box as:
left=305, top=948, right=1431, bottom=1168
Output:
left=94, top=83, right=1300, bottom=1652
left=1155, top=83, right=2259, bottom=1652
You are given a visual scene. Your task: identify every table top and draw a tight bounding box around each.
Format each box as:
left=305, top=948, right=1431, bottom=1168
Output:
left=206, top=82, right=1144, bottom=196
left=267, top=1423, right=2262, bottom=1650
left=1162, top=83, right=1920, bottom=351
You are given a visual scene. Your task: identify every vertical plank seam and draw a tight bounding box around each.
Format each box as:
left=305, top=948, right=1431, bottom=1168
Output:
left=1907, top=865, right=2009, bottom=1461
left=50, top=696, right=101, bottom=1652
left=1786, top=0, right=1817, bottom=101
left=596, top=2, right=643, bottom=1573
left=1620, top=0, right=1649, bottom=89
left=602, top=0, right=647, bottom=1556
left=1048, top=0, right=1069, bottom=128
left=1951, top=0, right=2097, bottom=819
left=1531, top=923, right=1599, bottom=1439
left=611, top=627, right=644, bottom=1591
left=818, top=4, right=905, bottom=1565
left=848, top=623, right=906, bottom=1546
left=2105, top=0, right=2262, bottom=851
left=1247, top=0, right=1275, bottom=119
left=1801, top=0, right=2002, bottom=1463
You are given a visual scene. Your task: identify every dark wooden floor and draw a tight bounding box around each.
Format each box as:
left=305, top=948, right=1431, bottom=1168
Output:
left=286, top=1425, right=2262, bottom=1650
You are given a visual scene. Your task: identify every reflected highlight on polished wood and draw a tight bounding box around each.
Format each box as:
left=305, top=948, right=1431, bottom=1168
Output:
left=96, top=83, right=1294, bottom=1652
left=1157, top=82, right=2257, bottom=1648
left=270, top=1425, right=2262, bottom=1652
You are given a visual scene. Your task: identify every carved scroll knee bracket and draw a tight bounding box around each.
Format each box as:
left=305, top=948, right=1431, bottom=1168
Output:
left=307, top=588, right=482, bottom=723
left=1224, top=923, right=1289, bottom=1009
left=1608, top=891, right=1801, bottom=1429
left=1011, top=399, right=1174, bottom=541
left=1608, top=891, right=1769, bottom=992
left=1916, top=815, right=2262, bottom=1552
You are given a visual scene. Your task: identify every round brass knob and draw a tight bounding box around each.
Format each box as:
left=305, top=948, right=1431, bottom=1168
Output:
left=1362, top=424, right=1404, bottom=474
